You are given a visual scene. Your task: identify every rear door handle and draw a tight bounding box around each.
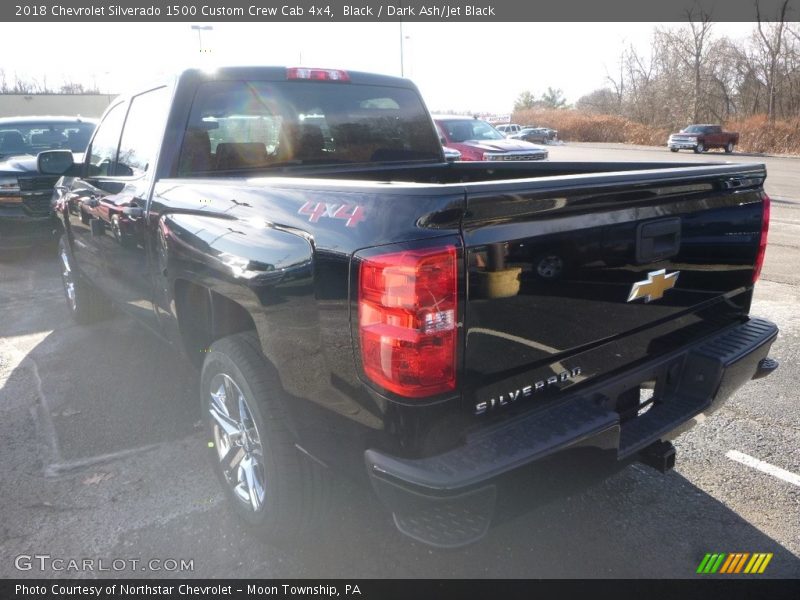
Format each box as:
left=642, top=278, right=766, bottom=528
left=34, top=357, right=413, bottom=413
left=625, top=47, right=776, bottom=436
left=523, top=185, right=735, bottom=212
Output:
left=636, top=217, right=681, bottom=264
left=723, top=177, right=761, bottom=189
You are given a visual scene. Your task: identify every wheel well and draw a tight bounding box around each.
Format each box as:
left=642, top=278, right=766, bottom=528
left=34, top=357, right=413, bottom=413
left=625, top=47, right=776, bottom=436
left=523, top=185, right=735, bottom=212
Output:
left=174, top=279, right=257, bottom=367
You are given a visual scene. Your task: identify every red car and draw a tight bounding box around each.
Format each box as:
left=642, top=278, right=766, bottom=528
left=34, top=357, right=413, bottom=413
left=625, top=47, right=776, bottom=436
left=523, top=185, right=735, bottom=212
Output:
left=434, top=116, right=548, bottom=161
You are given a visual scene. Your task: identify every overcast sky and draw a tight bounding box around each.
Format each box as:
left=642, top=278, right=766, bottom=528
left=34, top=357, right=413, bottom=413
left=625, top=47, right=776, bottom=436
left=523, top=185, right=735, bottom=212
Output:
left=0, top=22, right=757, bottom=114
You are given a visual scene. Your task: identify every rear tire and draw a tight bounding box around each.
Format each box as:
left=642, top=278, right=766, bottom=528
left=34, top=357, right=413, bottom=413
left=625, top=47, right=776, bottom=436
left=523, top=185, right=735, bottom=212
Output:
left=201, top=331, right=329, bottom=541
left=725, top=142, right=734, bottom=154
left=58, top=236, right=113, bottom=324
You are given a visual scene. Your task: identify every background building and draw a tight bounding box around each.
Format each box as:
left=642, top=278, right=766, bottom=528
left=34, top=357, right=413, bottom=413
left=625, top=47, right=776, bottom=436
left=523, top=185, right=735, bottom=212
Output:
left=0, top=94, right=114, bottom=118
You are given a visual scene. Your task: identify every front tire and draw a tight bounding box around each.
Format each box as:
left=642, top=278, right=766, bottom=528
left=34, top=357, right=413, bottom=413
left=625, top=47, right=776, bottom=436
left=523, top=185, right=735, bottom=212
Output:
left=201, top=331, right=328, bottom=541
left=670, top=148, right=679, bottom=153
left=58, top=236, right=112, bottom=324
left=694, top=143, right=705, bottom=154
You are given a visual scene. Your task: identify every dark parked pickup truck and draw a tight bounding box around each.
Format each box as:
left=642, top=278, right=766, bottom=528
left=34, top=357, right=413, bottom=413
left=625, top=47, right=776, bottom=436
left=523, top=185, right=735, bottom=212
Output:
left=668, top=124, right=739, bottom=154
left=42, top=67, right=778, bottom=548
left=0, top=116, right=96, bottom=250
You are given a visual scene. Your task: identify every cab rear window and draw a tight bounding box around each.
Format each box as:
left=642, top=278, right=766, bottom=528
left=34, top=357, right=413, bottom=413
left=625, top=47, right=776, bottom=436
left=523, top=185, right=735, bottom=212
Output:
left=178, top=80, right=441, bottom=175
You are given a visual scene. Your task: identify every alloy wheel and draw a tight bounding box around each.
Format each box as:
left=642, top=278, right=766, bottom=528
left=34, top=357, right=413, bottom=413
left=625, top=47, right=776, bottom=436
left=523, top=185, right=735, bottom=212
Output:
left=208, top=373, right=266, bottom=512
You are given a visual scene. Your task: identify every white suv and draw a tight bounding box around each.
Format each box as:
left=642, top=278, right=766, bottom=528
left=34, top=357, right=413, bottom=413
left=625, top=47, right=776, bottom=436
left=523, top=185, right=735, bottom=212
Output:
left=495, top=123, right=522, bottom=136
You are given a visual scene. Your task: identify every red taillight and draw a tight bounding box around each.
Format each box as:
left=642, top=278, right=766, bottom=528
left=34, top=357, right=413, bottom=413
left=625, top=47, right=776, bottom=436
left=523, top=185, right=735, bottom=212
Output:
left=286, top=67, right=350, bottom=82
left=753, top=194, right=770, bottom=283
left=358, top=246, right=458, bottom=398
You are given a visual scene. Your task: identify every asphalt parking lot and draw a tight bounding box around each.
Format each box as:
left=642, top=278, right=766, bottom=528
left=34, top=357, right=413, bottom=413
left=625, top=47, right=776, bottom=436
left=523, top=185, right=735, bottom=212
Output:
left=1, top=143, right=798, bottom=579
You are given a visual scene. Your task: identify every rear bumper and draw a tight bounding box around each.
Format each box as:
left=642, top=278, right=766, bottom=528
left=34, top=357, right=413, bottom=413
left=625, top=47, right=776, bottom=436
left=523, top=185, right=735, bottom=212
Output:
left=365, top=317, right=778, bottom=547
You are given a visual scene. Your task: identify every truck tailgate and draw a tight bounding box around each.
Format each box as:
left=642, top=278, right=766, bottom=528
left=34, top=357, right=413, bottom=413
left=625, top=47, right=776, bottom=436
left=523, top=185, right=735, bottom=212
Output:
left=461, top=164, right=768, bottom=417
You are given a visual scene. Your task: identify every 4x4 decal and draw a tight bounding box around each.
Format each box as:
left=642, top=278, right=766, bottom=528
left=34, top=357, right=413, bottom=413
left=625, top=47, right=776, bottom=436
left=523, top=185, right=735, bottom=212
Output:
left=298, top=201, right=365, bottom=228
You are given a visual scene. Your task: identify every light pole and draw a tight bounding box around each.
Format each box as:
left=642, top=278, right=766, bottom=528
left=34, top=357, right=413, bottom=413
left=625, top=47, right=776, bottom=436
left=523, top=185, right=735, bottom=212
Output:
left=400, top=22, right=404, bottom=77
left=399, top=23, right=410, bottom=77
left=191, top=25, right=213, bottom=53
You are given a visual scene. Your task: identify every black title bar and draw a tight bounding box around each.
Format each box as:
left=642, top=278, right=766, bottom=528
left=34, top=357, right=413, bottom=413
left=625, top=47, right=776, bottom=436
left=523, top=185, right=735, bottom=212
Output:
left=2, top=0, right=798, bottom=22
left=4, top=579, right=800, bottom=600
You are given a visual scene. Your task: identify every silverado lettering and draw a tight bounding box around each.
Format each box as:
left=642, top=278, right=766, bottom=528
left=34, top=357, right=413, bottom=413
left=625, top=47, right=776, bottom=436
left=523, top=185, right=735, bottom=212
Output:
left=474, top=367, right=583, bottom=415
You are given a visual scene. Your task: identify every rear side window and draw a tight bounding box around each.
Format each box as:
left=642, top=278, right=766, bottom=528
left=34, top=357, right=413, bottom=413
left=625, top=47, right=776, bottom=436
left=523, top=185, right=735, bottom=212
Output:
left=88, top=103, right=127, bottom=176
left=178, top=80, right=441, bottom=175
left=117, top=86, right=170, bottom=178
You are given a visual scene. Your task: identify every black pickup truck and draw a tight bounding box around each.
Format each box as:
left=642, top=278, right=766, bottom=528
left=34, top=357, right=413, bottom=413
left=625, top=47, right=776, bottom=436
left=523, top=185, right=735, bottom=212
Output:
left=41, top=67, right=778, bottom=548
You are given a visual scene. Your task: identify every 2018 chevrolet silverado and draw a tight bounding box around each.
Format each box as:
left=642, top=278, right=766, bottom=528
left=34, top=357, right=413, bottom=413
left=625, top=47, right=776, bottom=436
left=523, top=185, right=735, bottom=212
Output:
left=41, top=67, right=778, bottom=548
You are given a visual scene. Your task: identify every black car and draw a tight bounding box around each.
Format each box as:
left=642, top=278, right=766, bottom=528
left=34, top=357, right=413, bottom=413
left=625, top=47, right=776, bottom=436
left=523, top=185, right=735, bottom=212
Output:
left=511, top=126, right=558, bottom=144
left=0, top=116, right=97, bottom=250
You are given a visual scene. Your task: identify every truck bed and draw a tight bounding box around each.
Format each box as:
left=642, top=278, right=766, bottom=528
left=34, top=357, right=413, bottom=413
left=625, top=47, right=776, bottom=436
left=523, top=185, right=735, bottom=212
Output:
left=155, top=160, right=767, bottom=439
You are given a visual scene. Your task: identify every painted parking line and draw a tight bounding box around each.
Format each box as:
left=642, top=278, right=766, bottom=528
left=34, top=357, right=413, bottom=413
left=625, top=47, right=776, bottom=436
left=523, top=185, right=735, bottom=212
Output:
left=726, top=450, right=800, bottom=488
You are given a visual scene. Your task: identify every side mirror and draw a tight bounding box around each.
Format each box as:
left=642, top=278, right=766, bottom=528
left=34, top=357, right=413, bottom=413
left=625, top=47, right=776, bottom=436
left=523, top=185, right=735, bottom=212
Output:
left=38, top=150, right=75, bottom=175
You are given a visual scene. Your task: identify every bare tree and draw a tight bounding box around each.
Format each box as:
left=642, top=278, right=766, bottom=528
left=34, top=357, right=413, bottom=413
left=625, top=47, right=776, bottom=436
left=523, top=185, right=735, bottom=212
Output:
left=784, top=26, right=800, bottom=115
left=686, top=7, right=714, bottom=122
left=531, top=14, right=800, bottom=142
left=604, top=47, right=627, bottom=113
left=513, top=91, right=537, bottom=112
left=2, top=72, right=102, bottom=95
left=540, top=87, right=567, bottom=109
left=576, top=88, right=621, bottom=114
left=11, top=73, right=35, bottom=94
left=59, top=81, right=99, bottom=94
left=656, top=6, right=715, bottom=122
left=755, top=0, right=791, bottom=122
left=623, top=40, right=661, bottom=124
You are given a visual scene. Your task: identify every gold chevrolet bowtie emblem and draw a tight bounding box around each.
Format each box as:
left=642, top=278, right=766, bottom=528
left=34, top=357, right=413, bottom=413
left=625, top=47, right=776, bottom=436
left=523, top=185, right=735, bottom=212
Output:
left=627, top=269, right=680, bottom=303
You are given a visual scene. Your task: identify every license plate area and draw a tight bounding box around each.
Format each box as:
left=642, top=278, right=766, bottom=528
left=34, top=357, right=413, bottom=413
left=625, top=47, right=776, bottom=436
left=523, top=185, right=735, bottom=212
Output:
left=615, top=379, right=659, bottom=422
left=589, top=357, right=684, bottom=425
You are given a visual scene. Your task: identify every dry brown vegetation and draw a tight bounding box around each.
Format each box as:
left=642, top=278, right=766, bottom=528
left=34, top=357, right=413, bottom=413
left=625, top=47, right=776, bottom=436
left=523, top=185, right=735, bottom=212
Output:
left=509, top=8, right=800, bottom=156
left=725, top=115, right=800, bottom=154
left=512, top=108, right=668, bottom=146
left=512, top=108, right=800, bottom=156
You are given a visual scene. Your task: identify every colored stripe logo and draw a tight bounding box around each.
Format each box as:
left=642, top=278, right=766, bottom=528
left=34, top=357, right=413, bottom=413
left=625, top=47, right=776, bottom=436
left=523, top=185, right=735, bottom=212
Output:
left=696, top=552, right=773, bottom=574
